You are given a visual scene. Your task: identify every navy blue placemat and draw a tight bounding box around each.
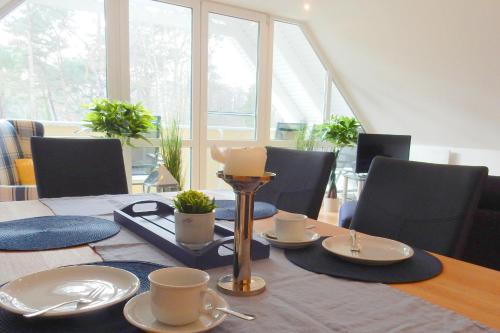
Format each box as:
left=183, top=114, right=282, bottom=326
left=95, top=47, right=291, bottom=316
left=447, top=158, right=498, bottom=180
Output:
left=215, top=200, right=277, bottom=221
left=0, top=216, right=120, bottom=251
left=285, top=237, right=442, bottom=283
left=0, top=261, right=167, bottom=333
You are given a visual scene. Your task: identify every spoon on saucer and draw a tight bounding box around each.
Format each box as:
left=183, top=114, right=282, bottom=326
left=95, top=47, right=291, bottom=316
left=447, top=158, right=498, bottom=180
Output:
left=206, top=304, right=255, bottom=321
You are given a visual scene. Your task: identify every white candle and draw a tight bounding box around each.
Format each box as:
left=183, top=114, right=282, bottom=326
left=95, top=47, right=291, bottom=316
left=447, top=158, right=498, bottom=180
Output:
left=223, top=147, right=267, bottom=177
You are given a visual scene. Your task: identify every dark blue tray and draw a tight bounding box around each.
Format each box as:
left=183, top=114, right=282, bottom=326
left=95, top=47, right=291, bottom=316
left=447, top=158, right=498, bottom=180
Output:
left=114, top=200, right=270, bottom=269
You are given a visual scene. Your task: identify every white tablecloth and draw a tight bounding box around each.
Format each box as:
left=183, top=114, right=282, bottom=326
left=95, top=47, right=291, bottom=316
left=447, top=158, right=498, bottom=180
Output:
left=41, top=195, right=493, bottom=333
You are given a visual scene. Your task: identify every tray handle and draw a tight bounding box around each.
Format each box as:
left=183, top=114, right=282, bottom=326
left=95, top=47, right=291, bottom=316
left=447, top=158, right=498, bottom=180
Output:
left=120, top=200, right=174, bottom=217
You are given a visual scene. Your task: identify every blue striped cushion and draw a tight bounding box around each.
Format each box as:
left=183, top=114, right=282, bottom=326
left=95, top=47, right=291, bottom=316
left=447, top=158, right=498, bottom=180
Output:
left=0, top=120, right=23, bottom=185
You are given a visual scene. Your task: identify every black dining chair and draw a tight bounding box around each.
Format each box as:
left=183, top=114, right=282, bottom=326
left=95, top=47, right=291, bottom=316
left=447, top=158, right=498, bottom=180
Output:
left=350, top=157, right=488, bottom=258
left=255, top=146, right=335, bottom=219
left=31, top=138, right=128, bottom=198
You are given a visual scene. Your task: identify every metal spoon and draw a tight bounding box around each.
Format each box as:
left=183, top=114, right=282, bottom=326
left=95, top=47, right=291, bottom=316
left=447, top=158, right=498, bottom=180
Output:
left=206, top=303, right=255, bottom=321
left=215, top=307, right=256, bottom=321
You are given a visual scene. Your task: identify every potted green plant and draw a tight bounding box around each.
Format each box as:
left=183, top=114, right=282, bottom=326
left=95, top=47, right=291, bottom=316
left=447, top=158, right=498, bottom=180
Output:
left=83, top=98, right=156, bottom=146
left=160, top=119, right=184, bottom=190
left=318, top=115, right=360, bottom=199
left=173, top=190, right=217, bottom=250
left=83, top=98, right=156, bottom=190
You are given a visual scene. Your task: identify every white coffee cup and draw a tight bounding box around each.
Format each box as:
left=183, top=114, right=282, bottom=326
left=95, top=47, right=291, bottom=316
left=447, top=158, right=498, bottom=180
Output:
left=148, top=267, right=212, bottom=326
left=274, top=212, right=307, bottom=241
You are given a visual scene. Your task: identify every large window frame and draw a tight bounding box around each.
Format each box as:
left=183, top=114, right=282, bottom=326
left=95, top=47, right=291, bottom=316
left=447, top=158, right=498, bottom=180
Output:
left=0, top=0, right=359, bottom=189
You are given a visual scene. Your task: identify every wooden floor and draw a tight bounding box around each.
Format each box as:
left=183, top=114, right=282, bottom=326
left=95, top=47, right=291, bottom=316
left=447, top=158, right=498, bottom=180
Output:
left=318, top=198, right=340, bottom=226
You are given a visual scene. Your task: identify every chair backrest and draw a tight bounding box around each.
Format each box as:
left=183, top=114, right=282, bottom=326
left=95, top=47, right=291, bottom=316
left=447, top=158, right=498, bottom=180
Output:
left=254, top=146, right=335, bottom=219
left=8, top=120, right=44, bottom=157
left=31, top=138, right=128, bottom=198
left=350, top=156, right=488, bottom=258
left=0, top=120, right=23, bottom=185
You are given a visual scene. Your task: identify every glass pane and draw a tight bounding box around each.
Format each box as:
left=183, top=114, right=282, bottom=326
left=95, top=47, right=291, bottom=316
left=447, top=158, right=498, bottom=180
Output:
left=129, top=0, right=192, bottom=139
left=0, top=1, right=106, bottom=121
left=205, top=147, right=232, bottom=190
left=330, top=81, right=355, bottom=117
left=271, top=21, right=327, bottom=140
left=131, top=147, right=191, bottom=193
left=207, top=13, right=259, bottom=140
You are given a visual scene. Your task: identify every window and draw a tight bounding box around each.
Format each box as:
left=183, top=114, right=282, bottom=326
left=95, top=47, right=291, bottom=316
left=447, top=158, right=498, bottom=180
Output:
left=129, top=0, right=192, bottom=139
left=0, top=0, right=360, bottom=191
left=271, top=21, right=327, bottom=140
left=330, top=81, right=355, bottom=118
left=207, top=13, right=259, bottom=140
left=0, top=0, right=106, bottom=121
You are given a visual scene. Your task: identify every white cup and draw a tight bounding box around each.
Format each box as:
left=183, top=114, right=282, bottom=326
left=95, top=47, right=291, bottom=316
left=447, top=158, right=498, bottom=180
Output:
left=274, top=212, right=307, bottom=241
left=148, top=267, right=212, bottom=326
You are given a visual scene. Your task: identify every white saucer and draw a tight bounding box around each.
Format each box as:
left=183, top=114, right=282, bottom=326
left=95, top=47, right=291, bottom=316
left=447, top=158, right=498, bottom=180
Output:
left=322, top=234, right=414, bottom=265
left=123, top=291, right=228, bottom=333
left=261, top=230, right=320, bottom=249
left=0, top=265, right=140, bottom=317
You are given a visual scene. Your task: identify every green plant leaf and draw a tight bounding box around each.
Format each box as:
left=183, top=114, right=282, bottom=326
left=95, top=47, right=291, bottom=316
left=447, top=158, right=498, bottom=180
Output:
left=82, top=98, right=156, bottom=146
left=174, top=190, right=216, bottom=214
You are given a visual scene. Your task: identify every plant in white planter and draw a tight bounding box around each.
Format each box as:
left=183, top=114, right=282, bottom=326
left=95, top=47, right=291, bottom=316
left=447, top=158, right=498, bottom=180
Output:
left=173, top=190, right=216, bottom=250
left=82, top=99, right=156, bottom=191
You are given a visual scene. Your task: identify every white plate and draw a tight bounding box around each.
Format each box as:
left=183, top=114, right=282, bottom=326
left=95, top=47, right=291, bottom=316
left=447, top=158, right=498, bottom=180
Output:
left=261, top=230, right=320, bottom=249
left=123, top=290, right=227, bottom=333
left=322, top=234, right=414, bottom=265
left=0, top=265, right=140, bottom=317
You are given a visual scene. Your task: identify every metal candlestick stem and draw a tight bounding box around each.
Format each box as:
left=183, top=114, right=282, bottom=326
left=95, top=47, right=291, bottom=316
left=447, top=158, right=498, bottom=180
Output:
left=216, top=171, right=275, bottom=297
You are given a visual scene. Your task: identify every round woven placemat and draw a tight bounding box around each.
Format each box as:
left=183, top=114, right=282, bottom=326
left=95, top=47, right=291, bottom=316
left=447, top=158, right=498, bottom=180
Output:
left=215, top=200, right=277, bottom=221
left=285, top=237, right=442, bottom=283
left=0, top=216, right=120, bottom=251
left=0, top=260, right=167, bottom=333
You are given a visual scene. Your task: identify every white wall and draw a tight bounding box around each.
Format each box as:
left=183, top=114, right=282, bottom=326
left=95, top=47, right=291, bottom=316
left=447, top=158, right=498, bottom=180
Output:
left=217, top=0, right=500, bottom=175
left=410, top=145, right=500, bottom=175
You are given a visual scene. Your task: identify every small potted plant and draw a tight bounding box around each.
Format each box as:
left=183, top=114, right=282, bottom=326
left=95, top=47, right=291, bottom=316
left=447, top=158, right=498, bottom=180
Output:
left=83, top=98, right=156, bottom=190
left=83, top=98, right=156, bottom=146
left=173, top=190, right=216, bottom=250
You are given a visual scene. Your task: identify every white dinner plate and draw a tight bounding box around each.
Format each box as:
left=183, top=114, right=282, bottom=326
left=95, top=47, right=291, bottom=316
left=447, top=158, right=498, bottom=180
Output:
left=0, top=265, right=140, bottom=317
left=261, top=230, right=320, bottom=249
left=123, top=290, right=228, bottom=333
left=322, top=234, right=414, bottom=265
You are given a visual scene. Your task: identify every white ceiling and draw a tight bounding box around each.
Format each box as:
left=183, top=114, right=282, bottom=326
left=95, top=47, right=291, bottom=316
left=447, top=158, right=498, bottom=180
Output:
left=216, top=0, right=500, bottom=150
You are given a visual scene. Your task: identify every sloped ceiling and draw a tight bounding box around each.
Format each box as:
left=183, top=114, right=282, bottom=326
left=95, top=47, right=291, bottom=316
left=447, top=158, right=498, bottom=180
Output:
left=217, top=0, right=500, bottom=150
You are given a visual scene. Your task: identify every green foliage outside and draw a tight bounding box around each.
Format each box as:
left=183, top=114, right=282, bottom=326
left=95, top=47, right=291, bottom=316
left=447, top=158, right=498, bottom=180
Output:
left=83, top=98, right=156, bottom=146
left=174, top=190, right=216, bottom=214
left=160, top=119, right=184, bottom=190
left=295, top=126, right=320, bottom=151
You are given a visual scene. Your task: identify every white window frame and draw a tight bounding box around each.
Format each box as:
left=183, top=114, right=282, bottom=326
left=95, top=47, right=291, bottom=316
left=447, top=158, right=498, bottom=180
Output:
left=0, top=0, right=359, bottom=189
left=199, top=1, right=268, bottom=188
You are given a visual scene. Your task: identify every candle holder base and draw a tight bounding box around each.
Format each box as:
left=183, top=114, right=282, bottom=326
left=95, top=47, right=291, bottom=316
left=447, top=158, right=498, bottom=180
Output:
left=217, top=274, right=266, bottom=297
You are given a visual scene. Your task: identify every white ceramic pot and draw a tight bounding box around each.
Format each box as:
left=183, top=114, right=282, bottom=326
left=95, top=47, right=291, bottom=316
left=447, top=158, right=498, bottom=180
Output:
left=122, top=145, right=132, bottom=193
left=174, top=211, right=215, bottom=250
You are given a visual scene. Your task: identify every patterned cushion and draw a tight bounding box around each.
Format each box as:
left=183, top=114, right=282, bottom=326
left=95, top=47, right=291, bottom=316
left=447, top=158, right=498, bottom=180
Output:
left=0, top=120, right=23, bottom=185
left=0, top=185, right=38, bottom=201
left=8, top=120, right=44, bottom=158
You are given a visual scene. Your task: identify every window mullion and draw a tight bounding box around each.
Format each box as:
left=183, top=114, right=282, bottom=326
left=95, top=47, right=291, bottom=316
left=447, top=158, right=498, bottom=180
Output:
left=105, top=0, right=130, bottom=101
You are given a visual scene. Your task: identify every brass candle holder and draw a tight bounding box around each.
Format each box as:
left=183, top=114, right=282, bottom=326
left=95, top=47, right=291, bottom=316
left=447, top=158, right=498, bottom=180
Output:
left=216, top=171, right=275, bottom=297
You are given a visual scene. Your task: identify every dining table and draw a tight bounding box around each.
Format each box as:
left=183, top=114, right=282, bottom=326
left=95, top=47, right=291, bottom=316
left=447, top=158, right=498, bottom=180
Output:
left=0, top=192, right=499, bottom=332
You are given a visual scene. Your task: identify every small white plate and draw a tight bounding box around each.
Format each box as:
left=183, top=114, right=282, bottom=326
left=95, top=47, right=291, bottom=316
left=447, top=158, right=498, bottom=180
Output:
left=261, top=230, right=320, bottom=249
left=123, top=290, right=227, bottom=333
left=0, top=265, right=140, bottom=317
left=322, top=234, right=414, bottom=265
